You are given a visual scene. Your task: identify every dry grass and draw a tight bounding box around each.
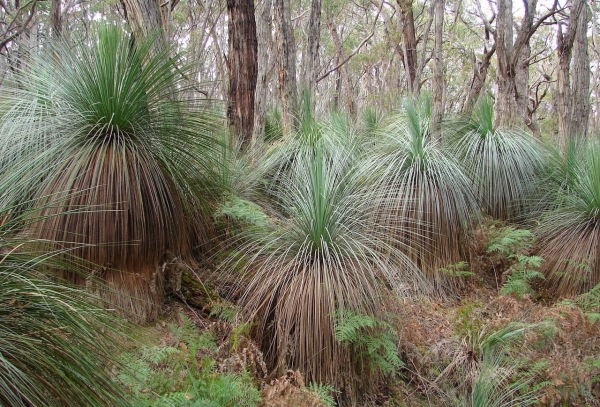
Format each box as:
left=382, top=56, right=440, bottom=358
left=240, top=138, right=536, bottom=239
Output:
left=395, top=294, right=600, bottom=406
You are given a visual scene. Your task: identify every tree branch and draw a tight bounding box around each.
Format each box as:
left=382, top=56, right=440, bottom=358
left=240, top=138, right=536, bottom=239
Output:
left=0, top=0, right=38, bottom=52
left=317, top=1, right=382, bottom=83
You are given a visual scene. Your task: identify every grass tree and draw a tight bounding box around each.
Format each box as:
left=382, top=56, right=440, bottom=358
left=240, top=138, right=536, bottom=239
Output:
left=434, top=322, right=544, bottom=407
left=448, top=97, right=544, bottom=221
left=536, top=139, right=600, bottom=296
left=368, top=98, right=480, bottom=295
left=0, top=179, right=127, bottom=406
left=0, top=26, right=220, bottom=322
left=219, top=125, right=431, bottom=396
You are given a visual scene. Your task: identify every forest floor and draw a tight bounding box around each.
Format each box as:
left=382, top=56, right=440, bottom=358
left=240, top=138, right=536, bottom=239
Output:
left=114, top=265, right=600, bottom=406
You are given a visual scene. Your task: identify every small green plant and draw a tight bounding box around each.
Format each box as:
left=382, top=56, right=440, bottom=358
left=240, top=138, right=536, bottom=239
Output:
left=561, top=282, right=600, bottom=322
left=214, top=195, right=269, bottom=229
left=307, top=382, right=339, bottom=407
left=453, top=301, right=485, bottom=339
left=118, top=314, right=261, bottom=406
left=486, top=227, right=544, bottom=299
left=334, top=310, right=404, bottom=375
left=438, top=261, right=474, bottom=278
left=500, top=254, right=545, bottom=299
left=436, top=321, right=548, bottom=407
left=486, top=227, right=534, bottom=256
left=209, top=302, right=240, bottom=323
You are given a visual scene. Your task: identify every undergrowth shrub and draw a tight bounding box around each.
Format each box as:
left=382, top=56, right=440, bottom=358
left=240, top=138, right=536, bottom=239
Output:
left=486, top=227, right=544, bottom=299
left=334, top=310, right=404, bottom=375
left=433, top=320, right=547, bottom=406
left=117, top=314, right=261, bottom=407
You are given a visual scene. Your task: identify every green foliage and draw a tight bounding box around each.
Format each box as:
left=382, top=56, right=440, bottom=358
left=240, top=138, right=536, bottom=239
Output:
left=264, top=107, right=284, bottom=143
left=536, top=139, right=600, bottom=295
left=118, top=314, right=261, bottom=407
left=0, top=182, right=128, bottom=406
left=0, top=270, right=129, bottom=407
left=361, top=106, right=383, bottom=137
left=209, top=302, right=239, bottom=323
left=335, top=311, right=404, bottom=375
left=438, top=321, right=547, bottom=407
left=471, top=348, right=546, bottom=407
left=453, top=301, right=485, bottom=339
left=486, top=227, right=544, bottom=299
left=306, top=382, right=339, bottom=407
left=561, top=282, right=600, bottom=322
left=438, top=261, right=474, bottom=277
left=499, top=255, right=545, bottom=299
left=448, top=97, right=544, bottom=220
left=214, top=195, right=269, bottom=228
left=367, top=96, right=480, bottom=294
left=500, top=268, right=544, bottom=300
left=486, top=227, right=534, bottom=256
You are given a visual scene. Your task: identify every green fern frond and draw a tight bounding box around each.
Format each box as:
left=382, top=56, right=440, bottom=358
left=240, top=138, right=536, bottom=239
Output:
left=214, top=195, right=269, bottom=228
left=487, top=228, right=534, bottom=256
left=334, top=310, right=403, bottom=374
left=307, top=382, right=339, bottom=407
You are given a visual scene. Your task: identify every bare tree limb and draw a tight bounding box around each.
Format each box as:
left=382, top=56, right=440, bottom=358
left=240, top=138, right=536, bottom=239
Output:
left=0, top=0, right=38, bottom=52
left=317, top=0, right=382, bottom=83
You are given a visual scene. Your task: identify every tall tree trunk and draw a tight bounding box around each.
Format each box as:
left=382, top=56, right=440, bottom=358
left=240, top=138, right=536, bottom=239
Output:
left=300, top=0, right=321, bottom=103
left=397, top=0, right=417, bottom=95
left=556, top=0, right=586, bottom=147
left=514, top=0, right=536, bottom=129
left=570, top=0, right=590, bottom=139
left=327, top=15, right=355, bottom=115
left=252, top=0, right=272, bottom=151
left=121, top=0, right=167, bottom=51
left=273, top=0, right=297, bottom=134
left=227, top=0, right=258, bottom=149
left=494, top=0, right=551, bottom=129
left=431, top=0, right=444, bottom=137
left=51, top=0, right=61, bottom=38
left=463, top=45, right=495, bottom=114
left=495, top=0, right=519, bottom=128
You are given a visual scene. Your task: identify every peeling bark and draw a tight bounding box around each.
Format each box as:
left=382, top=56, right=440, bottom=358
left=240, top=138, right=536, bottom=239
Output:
left=227, top=0, right=258, bottom=149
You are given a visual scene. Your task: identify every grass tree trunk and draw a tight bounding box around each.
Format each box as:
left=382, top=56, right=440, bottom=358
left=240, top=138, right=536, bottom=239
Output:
left=431, top=0, right=444, bottom=138
left=556, top=0, right=586, bottom=147
left=274, top=0, right=297, bottom=134
left=252, top=0, right=272, bottom=151
left=227, top=0, right=258, bottom=149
